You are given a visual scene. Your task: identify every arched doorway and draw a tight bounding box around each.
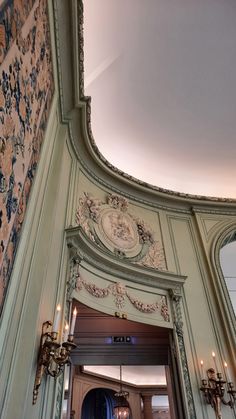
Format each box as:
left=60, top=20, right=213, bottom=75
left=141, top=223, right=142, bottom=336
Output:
left=81, top=388, right=118, bottom=419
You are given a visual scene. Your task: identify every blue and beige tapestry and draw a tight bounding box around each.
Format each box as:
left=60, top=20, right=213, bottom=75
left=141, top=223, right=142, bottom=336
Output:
left=0, top=0, right=54, bottom=313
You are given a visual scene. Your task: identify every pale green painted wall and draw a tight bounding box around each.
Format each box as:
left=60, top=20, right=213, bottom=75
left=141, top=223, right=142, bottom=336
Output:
left=0, top=1, right=236, bottom=419
left=72, top=170, right=236, bottom=419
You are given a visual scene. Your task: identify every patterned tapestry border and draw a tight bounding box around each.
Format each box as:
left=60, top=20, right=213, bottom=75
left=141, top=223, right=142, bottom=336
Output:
left=0, top=0, right=54, bottom=314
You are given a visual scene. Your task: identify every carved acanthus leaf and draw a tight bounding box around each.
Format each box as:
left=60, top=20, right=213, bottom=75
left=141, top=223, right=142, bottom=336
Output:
left=136, top=241, right=167, bottom=270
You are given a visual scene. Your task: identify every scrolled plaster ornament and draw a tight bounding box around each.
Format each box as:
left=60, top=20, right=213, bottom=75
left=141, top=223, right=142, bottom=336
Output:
left=76, top=192, right=102, bottom=223
left=75, top=192, right=166, bottom=270
left=137, top=241, right=167, bottom=270
left=75, top=193, right=102, bottom=241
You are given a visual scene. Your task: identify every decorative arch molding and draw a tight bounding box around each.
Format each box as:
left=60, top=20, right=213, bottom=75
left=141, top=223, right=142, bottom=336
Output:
left=213, top=223, right=236, bottom=339
left=206, top=221, right=236, bottom=384
left=66, top=226, right=197, bottom=419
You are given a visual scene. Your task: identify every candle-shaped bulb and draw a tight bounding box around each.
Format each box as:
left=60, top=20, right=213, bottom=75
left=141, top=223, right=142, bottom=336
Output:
left=70, top=307, right=77, bottom=336
left=200, top=360, right=204, bottom=379
left=52, top=304, right=61, bottom=333
left=224, top=361, right=232, bottom=383
left=212, top=351, right=218, bottom=372
left=64, top=323, right=69, bottom=342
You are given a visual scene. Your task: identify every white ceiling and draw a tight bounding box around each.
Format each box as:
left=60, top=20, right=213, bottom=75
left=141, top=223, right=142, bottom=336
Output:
left=84, top=0, right=236, bottom=198
left=83, top=365, right=167, bottom=386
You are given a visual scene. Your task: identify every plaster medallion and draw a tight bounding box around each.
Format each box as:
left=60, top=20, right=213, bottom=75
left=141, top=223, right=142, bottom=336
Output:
left=76, top=192, right=167, bottom=268
left=96, top=208, right=140, bottom=254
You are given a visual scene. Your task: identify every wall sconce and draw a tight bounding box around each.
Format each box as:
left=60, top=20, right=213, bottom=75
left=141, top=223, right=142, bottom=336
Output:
left=33, top=305, right=77, bottom=405
left=200, top=355, right=236, bottom=419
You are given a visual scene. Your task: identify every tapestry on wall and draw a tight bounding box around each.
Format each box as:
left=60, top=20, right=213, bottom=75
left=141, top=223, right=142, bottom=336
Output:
left=0, top=0, right=54, bottom=314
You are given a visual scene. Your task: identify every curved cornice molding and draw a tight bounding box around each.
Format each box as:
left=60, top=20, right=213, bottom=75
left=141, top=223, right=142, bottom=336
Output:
left=66, top=226, right=186, bottom=291
left=53, top=0, right=236, bottom=210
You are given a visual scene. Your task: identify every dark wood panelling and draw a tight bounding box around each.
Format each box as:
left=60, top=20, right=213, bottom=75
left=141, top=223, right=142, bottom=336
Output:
left=72, top=301, right=171, bottom=366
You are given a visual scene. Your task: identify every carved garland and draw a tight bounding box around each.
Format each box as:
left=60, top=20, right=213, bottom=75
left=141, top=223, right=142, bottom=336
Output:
left=65, top=250, right=195, bottom=417
left=76, top=276, right=170, bottom=322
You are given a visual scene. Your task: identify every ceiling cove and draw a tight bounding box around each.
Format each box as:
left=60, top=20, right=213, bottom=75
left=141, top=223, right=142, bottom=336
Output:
left=80, top=0, right=236, bottom=201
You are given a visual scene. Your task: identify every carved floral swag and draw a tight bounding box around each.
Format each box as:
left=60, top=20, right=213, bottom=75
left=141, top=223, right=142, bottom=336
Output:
left=76, top=275, right=170, bottom=322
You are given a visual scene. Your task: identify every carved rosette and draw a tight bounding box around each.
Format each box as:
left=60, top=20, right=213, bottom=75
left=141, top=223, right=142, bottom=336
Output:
left=75, top=193, right=167, bottom=270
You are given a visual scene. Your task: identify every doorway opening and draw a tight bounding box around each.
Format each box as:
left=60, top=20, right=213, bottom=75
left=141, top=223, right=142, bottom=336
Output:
left=81, top=388, right=121, bottom=419
left=64, top=301, right=184, bottom=419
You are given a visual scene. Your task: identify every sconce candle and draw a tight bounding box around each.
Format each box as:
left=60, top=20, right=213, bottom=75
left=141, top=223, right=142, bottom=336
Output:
left=200, top=360, right=204, bottom=378
left=52, top=304, right=61, bottom=333
left=64, top=323, right=69, bottom=342
left=212, top=351, right=218, bottom=373
left=70, top=307, right=77, bottom=336
left=224, top=362, right=232, bottom=383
